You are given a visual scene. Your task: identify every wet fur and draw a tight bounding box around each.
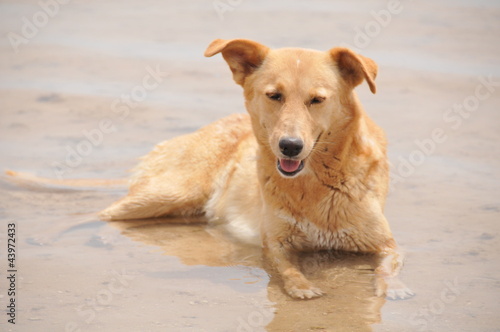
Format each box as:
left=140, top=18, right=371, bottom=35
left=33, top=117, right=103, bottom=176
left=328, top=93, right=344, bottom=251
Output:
left=99, top=39, right=412, bottom=299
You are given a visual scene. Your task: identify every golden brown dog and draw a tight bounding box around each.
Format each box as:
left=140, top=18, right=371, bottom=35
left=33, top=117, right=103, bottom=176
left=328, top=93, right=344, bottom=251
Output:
left=99, top=38, right=412, bottom=299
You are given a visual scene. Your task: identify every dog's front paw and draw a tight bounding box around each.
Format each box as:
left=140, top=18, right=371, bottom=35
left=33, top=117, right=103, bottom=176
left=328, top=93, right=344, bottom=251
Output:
left=284, top=279, right=324, bottom=299
left=386, top=282, right=414, bottom=300
left=377, top=276, right=415, bottom=300
left=386, top=286, right=414, bottom=300
left=287, top=285, right=324, bottom=299
left=282, top=267, right=324, bottom=299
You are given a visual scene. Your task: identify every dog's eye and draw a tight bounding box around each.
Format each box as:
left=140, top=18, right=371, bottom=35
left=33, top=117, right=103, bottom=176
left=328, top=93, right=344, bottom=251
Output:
left=310, top=96, right=325, bottom=105
left=266, top=92, right=283, bottom=102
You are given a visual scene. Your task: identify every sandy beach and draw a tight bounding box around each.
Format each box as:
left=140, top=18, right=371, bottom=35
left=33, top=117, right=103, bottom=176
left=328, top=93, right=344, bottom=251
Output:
left=1, top=0, right=499, bottom=331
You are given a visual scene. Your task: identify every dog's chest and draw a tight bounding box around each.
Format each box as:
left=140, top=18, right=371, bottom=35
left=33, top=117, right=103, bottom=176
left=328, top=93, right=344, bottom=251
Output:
left=278, top=213, right=358, bottom=251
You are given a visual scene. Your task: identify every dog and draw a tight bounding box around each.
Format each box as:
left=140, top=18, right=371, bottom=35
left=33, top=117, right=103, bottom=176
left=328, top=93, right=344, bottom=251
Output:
left=98, top=38, right=412, bottom=300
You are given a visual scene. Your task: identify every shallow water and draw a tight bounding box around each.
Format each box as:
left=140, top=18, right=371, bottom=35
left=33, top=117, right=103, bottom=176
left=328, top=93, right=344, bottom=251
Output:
left=1, top=0, right=499, bottom=331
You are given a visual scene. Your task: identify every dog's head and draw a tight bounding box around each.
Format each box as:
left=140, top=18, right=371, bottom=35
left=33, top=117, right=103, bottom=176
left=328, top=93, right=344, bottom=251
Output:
left=205, top=39, right=377, bottom=178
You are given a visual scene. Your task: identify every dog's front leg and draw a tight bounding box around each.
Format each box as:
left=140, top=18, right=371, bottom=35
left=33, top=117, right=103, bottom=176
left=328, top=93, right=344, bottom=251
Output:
left=262, top=221, right=324, bottom=299
left=374, top=247, right=414, bottom=300
left=264, top=242, right=324, bottom=299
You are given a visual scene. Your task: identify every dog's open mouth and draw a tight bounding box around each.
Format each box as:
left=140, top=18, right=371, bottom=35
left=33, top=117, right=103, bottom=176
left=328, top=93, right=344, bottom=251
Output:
left=277, top=159, right=305, bottom=177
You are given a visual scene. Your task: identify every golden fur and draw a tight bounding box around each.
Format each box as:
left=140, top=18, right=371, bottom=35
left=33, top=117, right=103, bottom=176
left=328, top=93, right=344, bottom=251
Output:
left=99, top=39, right=411, bottom=299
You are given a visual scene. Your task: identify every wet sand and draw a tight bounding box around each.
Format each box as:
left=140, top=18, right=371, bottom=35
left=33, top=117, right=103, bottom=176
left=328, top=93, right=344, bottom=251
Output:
left=1, top=0, right=499, bottom=331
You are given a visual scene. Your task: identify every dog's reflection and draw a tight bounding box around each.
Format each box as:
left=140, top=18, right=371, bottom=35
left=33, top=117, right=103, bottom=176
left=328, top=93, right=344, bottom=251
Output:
left=110, top=217, right=385, bottom=331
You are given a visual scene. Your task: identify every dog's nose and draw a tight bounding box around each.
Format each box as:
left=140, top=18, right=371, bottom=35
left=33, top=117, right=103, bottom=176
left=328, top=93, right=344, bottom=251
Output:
left=279, top=137, right=304, bottom=157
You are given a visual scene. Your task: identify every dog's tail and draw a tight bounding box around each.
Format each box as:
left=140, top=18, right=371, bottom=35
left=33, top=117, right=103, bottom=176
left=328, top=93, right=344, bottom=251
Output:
left=4, top=170, right=128, bottom=191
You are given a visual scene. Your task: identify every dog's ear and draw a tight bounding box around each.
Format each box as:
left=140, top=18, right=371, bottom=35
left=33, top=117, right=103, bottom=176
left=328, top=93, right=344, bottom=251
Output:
left=329, top=48, right=378, bottom=94
left=204, top=39, right=270, bottom=86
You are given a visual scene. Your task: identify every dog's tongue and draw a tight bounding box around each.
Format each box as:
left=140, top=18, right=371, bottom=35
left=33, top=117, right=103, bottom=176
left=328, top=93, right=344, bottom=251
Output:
left=280, top=159, right=301, bottom=173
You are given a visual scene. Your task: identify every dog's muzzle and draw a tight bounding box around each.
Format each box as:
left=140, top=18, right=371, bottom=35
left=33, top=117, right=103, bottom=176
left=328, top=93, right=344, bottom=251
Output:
left=277, top=137, right=305, bottom=177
